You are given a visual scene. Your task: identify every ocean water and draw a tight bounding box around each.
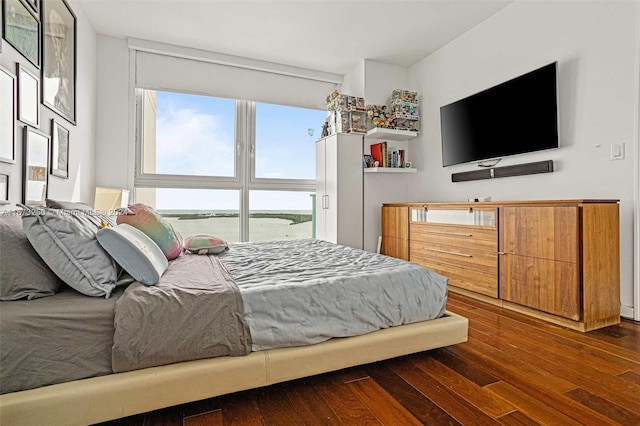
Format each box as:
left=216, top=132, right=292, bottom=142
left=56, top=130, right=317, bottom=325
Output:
left=159, top=210, right=313, bottom=242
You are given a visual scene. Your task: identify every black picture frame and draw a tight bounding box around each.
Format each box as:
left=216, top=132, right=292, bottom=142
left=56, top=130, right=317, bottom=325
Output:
left=2, top=0, right=40, bottom=68
left=23, top=126, right=50, bottom=205
left=41, top=0, right=76, bottom=124
left=50, top=118, right=69, bottom=178
left=23, top=0, right=38, bottom=15
left=0, top=173, right=9, bottom=205
left=16, top=62, right=40, bottom=127
left=0, top=65, right=17, bottom=164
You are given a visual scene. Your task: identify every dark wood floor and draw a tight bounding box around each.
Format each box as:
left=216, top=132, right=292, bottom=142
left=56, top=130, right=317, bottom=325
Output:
left=98, top=293, right=640, bottom=425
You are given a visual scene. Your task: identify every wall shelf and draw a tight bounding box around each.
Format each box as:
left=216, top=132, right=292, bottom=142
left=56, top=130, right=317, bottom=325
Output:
left=365, top=128, right=418, bottom=141
left=364, top=167, right=417, bottom=173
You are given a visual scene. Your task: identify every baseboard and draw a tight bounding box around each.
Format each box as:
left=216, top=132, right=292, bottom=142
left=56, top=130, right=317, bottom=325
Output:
left=620, top=305, right=635, bottom=319
left=449, top=286, right=623, bottom=331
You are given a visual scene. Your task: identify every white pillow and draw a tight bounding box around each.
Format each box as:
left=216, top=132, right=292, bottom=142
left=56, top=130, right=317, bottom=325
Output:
left=97, top=224, right=168, bottom=286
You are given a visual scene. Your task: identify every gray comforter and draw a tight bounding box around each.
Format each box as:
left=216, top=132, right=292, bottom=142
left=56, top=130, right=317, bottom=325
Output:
left=220, top=239, right=448, bottom=351
left=111, top=254, right=252, bottom=373
left=1, top=239, right=446, bottom=394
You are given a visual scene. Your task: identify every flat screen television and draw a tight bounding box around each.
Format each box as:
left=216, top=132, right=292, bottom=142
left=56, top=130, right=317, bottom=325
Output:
left=440, top=62, right=559, bottom=167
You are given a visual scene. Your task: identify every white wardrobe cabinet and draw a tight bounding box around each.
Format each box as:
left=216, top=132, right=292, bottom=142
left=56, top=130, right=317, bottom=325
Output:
left=315, top=133, right=363, bottom=249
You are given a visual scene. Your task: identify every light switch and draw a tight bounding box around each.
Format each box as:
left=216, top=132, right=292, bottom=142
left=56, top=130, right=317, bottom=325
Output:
left=611, top=143, right=625, bottom=160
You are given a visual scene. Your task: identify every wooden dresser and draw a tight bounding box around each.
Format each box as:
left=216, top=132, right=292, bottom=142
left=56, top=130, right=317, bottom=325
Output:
left=381, top=200, right=620, bottom=331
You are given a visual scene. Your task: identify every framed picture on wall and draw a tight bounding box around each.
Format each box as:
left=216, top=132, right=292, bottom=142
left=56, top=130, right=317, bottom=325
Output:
left=17, top=63, right=39, bottom=127
left=0, top=65, right=17, bottom=164
left=50, top=119, right=69, bottom=178
left=0, top=173, right=9, bottom=205
left=23, top=0, right=38, bottom=15
left=2, top=0, right=40, bottom=67
left=42, top=0, right=76, bottom=124
left=23, top=126, right=50, bottom=205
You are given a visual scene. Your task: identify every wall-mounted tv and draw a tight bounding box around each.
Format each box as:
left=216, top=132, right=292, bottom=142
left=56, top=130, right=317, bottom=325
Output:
left=440, top=62, right=559, bottom=167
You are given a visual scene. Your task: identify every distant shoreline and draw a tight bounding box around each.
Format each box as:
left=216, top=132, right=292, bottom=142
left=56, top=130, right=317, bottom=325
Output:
left=161, top=211, right=313, bottom=225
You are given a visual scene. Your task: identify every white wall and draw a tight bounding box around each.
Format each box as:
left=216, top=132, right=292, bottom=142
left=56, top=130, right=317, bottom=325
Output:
left=364, top=60, right=409, bottom=105
left=0, top=0, right=97, bottom=207
left=407, top=0, right=639, bottom=316
left=341, top=60, right=365, bottom=98
left=362, top=61, right=413, bottom=252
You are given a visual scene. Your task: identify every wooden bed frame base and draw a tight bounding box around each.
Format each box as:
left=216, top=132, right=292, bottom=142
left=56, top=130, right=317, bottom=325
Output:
left=0, top=311, right=468, bottom=426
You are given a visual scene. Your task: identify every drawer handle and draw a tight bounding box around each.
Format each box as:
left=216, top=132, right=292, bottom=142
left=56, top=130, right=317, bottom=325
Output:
left=426, top=231, right=473, bottom=237
left=426, top=248, right=472, bottom=258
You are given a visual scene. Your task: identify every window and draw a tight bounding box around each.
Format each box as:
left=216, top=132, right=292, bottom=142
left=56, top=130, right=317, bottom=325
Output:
left=254, top=103, right=319, bottom=180
left=249, top=190, right=315, bottom=242
left=136, top=188, right=240, bottom=242
left=141, top=91, right=237, bottom=178
left=136, top=89, right=326, bottom=242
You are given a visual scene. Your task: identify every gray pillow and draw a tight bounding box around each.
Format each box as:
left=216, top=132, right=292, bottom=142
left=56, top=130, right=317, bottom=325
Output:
left=0, top=212, right=62, bottom=300
left=21, top=207, right=120, bottom=298
left=45, top=198, right=95, bottom=211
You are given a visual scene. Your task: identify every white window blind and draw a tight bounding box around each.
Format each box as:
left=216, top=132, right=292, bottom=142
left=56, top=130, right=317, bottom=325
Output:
left=134, top=50, right=338, bottom=110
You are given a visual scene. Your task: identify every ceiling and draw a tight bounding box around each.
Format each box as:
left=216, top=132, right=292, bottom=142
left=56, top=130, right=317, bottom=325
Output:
left=79, top=0, right=514, bottom=76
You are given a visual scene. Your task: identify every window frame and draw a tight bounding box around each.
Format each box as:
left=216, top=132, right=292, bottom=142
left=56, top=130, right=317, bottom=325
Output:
left=249, top=101, right=318, bottom=188
left=134, top=89, right=244, bottom=188
left=133, top=88, right=318, bottom=242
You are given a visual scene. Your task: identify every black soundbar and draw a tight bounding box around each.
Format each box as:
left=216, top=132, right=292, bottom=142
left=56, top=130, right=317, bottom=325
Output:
left=451, top=160, right=554, bottom=182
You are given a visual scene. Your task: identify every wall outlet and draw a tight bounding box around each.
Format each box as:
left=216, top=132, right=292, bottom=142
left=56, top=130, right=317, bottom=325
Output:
left=468, top=196, right=491, bottom=202
left=611, top=142, right=625, bottom=160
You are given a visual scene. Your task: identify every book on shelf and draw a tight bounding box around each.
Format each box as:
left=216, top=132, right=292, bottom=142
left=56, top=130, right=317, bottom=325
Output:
left=370, top=141, right=387, bottom=167
left=382, top=143, right=387, bottom=167
left=370, top=142, right=408, bottom=168
left=385, top=147, right=405, bottom=168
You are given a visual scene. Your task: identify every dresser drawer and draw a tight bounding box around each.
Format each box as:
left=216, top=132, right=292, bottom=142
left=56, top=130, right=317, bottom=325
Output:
left=411, top=223, right=496, bottom=241
left=413, top=257, right=498, bottom=297
left=411, top=223, right=497, bottom=250
left=410, top=241, right=497, bottom=276
left=500, top=253, right=579, bottom=320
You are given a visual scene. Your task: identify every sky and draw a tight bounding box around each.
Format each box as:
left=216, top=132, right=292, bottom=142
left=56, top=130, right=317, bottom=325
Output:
left=151, top=91, right=325, bottom=210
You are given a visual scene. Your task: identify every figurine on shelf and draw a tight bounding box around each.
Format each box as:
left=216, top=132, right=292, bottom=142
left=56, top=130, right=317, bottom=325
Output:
left=321, top=119, right=329, bottom=138
left=349, top=111, right=366, bottom=133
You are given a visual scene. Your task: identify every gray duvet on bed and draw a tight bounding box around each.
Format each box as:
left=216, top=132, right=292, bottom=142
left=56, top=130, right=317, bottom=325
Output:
left=112, top=254, right=252, bottom=373
left=219, top=239, right=448, bottom=351
left=1, top=238, right=447, bottom=394
left=0, top=286, right=123, bottom=394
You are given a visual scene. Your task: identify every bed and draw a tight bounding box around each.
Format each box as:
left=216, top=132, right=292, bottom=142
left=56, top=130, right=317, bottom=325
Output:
left=0, top=213, right=468, bottom=425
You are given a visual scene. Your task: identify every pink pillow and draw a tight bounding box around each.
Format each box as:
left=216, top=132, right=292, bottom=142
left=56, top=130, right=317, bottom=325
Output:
left=116, top=203, right=183, bottom=260
left=184, top=235, right=228, bottom=255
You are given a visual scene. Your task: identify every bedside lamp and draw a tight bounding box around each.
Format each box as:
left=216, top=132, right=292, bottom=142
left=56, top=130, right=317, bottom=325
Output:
left=94, top=187, right=130, bottom=215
